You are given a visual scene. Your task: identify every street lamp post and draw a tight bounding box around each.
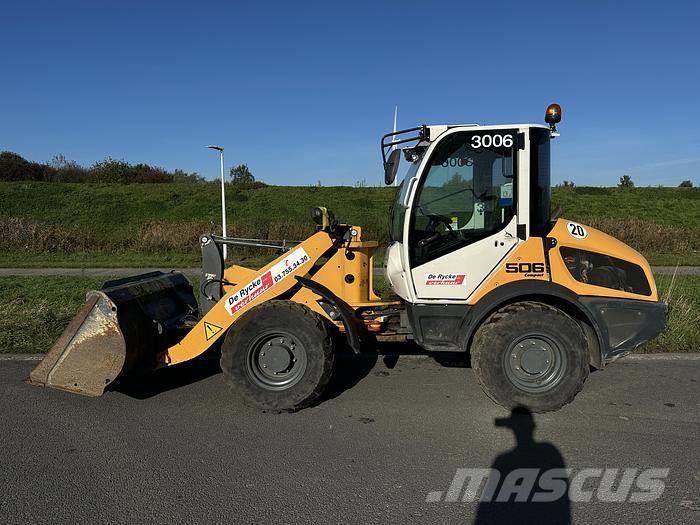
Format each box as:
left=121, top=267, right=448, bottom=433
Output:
left=207, top=145, right=227, bottom=260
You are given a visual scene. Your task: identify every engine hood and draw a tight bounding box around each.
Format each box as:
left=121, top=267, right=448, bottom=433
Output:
left=547, top=219, right=658, bottom=301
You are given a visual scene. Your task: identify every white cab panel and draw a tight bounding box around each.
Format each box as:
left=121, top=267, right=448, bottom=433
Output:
left=411, top=217, right=518, bottom=300
left=400, top=124, right=531, bottom=303
left=384, top=241, right=411, bottom=301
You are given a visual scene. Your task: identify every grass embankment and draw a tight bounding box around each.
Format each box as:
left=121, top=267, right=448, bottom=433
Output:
left=0, top=183, right=698, bottom=267
left=1, top=274, right=697, bottom=354
left=0, top=182, right=393, bottom=267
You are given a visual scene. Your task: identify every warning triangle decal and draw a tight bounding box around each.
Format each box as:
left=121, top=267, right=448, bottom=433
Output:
left=204, top=321, right=223, bottom=341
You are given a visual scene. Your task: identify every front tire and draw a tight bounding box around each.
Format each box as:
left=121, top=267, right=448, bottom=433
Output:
left=220, top=300, right=335, bottom=412
left=470, top=301, right=589, bottom=413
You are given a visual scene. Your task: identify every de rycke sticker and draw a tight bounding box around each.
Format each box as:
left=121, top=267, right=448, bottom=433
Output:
left=425, top=273, right=466, bottom=286
left=225, top=247, right=310, bottom=316
left=566, top=221, right=588, bottom=240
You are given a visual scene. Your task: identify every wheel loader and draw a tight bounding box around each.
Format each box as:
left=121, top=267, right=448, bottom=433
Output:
left=29, top=104, right=667, bottom=412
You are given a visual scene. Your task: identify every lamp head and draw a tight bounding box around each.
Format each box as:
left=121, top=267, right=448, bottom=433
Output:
left=544, top=103, right=562, bottom=134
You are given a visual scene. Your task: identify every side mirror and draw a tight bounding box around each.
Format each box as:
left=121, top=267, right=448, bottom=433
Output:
left=311, top=206, right=336, bottom=232
left=384, top=149, right=401, bottom=185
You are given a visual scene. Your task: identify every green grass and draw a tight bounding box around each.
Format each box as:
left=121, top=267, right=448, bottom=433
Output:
left=0, top=183, right=698, bottom=266
left=0, top=251, right=202, bottom=268
left=0, top=181, right=394, bottom=245
left=553, top=186, right=699, bottom=228
left=647, top=273, right=700, bottom=353
left=0, top=276, right=104, bottom=354
left=1, top=274, right=697, bottom=354
left=644, top=253, right=700, bottom=266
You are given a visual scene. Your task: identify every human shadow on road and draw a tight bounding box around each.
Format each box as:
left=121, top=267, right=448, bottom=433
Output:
left=474, top=406, right=571, bottom=525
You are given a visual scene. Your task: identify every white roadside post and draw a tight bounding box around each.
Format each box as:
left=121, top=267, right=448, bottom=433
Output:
left=207, top=145, right=227, bottom=260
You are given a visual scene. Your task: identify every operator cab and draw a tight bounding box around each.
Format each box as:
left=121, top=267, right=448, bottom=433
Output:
left=382, top=106, right=558, bottom=303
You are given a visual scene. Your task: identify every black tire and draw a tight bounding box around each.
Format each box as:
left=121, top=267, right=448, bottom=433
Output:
left=220, top=300, right=335, bottom=412
left=470, top=301, right=589, bottom=413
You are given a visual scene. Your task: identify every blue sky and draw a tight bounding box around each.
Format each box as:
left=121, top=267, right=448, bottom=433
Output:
left=2, top=0, right=698, bottom=186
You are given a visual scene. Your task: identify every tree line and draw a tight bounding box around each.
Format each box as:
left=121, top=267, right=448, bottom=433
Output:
left=0, top=151, right=262, bottom=185
left=557, top=174, right=694, bottom=188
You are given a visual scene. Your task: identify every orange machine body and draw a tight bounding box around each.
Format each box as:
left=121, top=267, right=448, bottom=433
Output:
left=160, top=226, right=394, bottom=367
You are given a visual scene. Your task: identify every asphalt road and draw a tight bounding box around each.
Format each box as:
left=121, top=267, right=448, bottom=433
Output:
left=1, top=354, right=698, bottom=524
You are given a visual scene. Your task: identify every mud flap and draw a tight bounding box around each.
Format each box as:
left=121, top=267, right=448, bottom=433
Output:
left=28, top=271, right=198, bottom=396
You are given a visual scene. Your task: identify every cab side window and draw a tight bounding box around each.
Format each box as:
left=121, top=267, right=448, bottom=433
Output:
left=410, top=131, right=517, bottom=266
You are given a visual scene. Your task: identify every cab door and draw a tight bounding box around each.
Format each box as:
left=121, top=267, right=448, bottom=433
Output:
left=407, top=128, right=521, bottom=301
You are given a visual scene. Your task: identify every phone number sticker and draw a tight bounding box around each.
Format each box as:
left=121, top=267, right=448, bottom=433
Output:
left=225, top=247, right=309, bottom=316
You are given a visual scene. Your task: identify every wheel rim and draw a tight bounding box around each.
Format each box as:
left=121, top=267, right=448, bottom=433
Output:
left=245, top=330, right=307, bottom=391
left=503, top=333, right=567, bottom=393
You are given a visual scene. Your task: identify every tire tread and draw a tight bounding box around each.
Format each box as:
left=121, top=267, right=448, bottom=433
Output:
left=220, top=300, right=335, bottom=412
left=471, top=301, right=589, bottom=413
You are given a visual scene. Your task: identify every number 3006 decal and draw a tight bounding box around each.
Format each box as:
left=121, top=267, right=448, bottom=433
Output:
left=470, top=134, right=514, bottom=149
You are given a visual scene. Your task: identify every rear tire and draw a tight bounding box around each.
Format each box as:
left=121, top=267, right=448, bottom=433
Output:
left=220, top=300, right=335, bottom=412
left=470, top=301, right=589, bottom=413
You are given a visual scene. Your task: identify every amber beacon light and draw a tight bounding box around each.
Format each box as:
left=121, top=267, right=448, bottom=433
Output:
left=545, top=103, right=562, bottom=133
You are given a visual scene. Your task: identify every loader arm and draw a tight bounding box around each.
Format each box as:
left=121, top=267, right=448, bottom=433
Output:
left=160, top=230, right=335, bottom=367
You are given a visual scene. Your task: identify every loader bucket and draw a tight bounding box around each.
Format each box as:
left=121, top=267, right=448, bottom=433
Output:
left=29, top=271, right=198, bottom=396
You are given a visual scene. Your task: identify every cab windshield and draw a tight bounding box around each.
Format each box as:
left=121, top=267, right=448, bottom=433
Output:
left=409, top=130, right=518, bottom=266
left=389, top=159, right=421, bottom=241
